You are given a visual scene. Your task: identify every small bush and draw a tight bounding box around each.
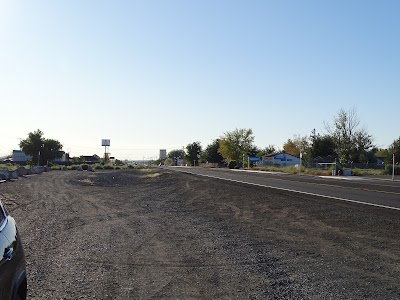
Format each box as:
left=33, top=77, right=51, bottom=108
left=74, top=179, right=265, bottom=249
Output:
left=81, top=164, right=89, bottom=171
left=103, top=165, right=114, bottom=170
left=228, top=161, right=237, bottom=169
left=115, top=166, right=121, bottom=170
left=385, top=164, right=400, bottom=175
left=351, top=168, right=385, bottom=176
left=94, top=165, right=104, bottom=170
left=68, top=165, right=77, bottom=170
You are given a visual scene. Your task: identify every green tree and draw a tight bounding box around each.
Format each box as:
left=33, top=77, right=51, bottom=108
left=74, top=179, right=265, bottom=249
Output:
left=375, top=148, right=392, bottom=164
left=218, top=128, right=254, bottom=165
left=43, top=139, right=64, bottom=165
left=185, top=142, right=202, bottom=166
left=389, top=137, right=400, bottom=164
left=20, top=129, right=63, bottom=165
left=257, top=145, right=277, bottom=157
left=202, top=139, right=224, bottom=164
left=325, top=108, right=374, bottom=163
left=309, top=129, right=336, bottom=158
left=168, top=149, right=185, bottom=159
left=247, top=146, right=261, bottom=156
left=168, top=149, right=185, bottom=165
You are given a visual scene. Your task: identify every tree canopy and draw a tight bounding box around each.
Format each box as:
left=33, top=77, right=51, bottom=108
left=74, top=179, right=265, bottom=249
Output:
left=20, top=129, right=63, bottom=165
left=389, top=137, right=400, bottom=164
left=185, top=142, right=202, bottom=166
left=218, top=128, right=254, bottom=164
left=309, top=130, right=336, bottom=159
left=202, top=139, right=224, bottom=164
left=256, top=145, right=277, bottom=157
left=167, top=149, right=185, bottom=159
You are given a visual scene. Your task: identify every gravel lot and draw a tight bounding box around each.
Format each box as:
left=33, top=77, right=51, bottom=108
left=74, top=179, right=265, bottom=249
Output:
left=1, top=169, right=400, bottom=299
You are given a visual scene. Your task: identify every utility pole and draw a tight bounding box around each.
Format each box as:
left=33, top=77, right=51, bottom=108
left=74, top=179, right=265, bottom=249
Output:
left=392, top=148, right=396, bottom=181
left=299, top=152, right=302, bottom=174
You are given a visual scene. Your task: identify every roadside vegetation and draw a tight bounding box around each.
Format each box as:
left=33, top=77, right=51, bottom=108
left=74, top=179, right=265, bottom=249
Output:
left=5, top=108, right=399, bottom=177
left=160, top=108, right=399, bottom=176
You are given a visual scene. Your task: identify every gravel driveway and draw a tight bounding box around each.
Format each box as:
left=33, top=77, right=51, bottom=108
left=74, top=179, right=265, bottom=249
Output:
left=1, top=169, right=400, bottom=299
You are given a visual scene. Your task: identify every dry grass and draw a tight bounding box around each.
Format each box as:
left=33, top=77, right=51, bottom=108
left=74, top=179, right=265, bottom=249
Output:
left=78, top=178, right=94, bottom=185
left=141, top=172, right=161, bottom=179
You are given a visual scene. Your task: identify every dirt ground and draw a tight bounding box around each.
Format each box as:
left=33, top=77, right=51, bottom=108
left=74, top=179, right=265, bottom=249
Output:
left=1, top=169, right=400, bottom=299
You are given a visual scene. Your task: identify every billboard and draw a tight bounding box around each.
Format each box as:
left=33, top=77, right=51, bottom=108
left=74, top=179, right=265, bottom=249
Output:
left=101, top=139, right=110, bottom=146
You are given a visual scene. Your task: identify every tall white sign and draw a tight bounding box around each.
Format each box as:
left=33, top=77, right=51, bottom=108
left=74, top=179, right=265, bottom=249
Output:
left=102, top=139, right=110, bottom=146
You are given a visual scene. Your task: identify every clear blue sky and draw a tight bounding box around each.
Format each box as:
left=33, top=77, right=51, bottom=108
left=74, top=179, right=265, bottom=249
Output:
left=1, top=1, right=399, bottom=160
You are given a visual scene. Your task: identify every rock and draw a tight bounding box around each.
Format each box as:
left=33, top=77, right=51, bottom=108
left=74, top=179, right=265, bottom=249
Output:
left=32, top=167, right=45, bottom=174
left=32, top=167, right=42, bottom=174
left=16, top=167, right=28, bottom=177
left=8, top=170, right=18, bottom=180
left=87, top=165, right=94, bottom=172
left=76, top=166, right=83, bottom=171
left=0, top=170, right=10, bottom=180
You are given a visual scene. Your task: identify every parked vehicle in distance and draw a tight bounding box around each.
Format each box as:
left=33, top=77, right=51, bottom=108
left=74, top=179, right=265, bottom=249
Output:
left=0, top=201, right=27, bottom=300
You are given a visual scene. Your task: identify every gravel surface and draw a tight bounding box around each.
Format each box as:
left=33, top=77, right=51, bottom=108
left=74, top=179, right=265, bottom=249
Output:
left=1, top=169, right=400, bottom=299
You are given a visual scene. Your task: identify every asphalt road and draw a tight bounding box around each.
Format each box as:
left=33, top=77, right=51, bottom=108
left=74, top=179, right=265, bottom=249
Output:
left=167, top=167, right=400, bottom=210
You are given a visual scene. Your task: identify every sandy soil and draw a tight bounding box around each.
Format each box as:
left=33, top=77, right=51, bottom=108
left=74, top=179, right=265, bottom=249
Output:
left=1, top=169, right=400, bottom=299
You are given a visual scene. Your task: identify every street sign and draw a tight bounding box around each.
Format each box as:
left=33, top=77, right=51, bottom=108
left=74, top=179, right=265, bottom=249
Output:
left=249, top=156, right=260, bottom=162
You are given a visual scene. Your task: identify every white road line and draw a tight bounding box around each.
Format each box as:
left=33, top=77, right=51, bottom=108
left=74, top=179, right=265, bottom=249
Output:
left=180, top=170, right=400, bottom=212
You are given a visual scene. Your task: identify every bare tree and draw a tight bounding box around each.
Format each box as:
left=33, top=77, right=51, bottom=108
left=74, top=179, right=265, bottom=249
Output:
left=325, top=108, right=373, bottom=163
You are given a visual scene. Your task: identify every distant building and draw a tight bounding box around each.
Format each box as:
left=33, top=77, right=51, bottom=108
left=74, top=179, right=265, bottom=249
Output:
left=259, top=152, right=300, bottom=167
left=12, top=150, right=32, bottom=165
left=81, top=155, right=101, bottom=164
left=159, top=149, right=167, bottom=160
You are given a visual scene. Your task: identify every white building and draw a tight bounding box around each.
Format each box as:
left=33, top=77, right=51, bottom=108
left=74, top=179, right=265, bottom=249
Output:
left=259, top=153, right=300, bottom=167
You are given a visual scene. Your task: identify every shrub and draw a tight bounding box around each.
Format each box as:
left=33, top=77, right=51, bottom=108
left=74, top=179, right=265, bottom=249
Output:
left=385, top=164, right=400, bottom=175
left=94, top=165, right=104, bottom=170
left=103, top=164, right=114, bottom=170
left=351, top=168, right=385, bottom=176
left=81, top=164, right=89, bottom=171
left=228, top=161, right=237, bottom=169
left=68, top=165, right=77, bottom=170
